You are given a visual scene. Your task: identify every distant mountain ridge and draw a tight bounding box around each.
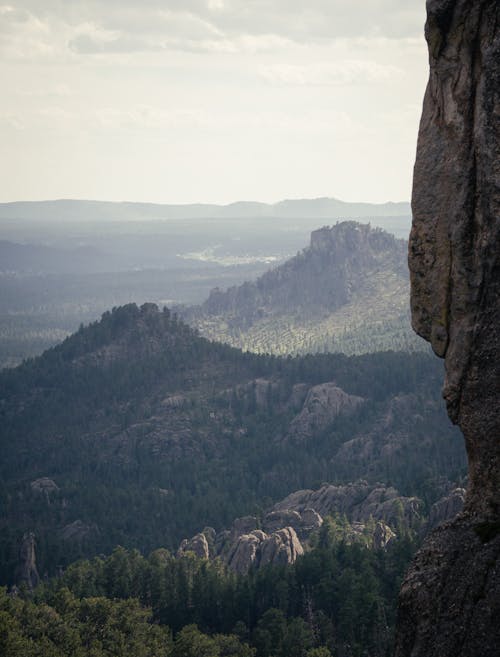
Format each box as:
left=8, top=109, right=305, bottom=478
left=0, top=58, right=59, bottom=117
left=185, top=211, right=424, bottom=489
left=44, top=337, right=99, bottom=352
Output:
left=182, top=221, right=422, bottom=355
left=0, top=197, right=410, bottom=222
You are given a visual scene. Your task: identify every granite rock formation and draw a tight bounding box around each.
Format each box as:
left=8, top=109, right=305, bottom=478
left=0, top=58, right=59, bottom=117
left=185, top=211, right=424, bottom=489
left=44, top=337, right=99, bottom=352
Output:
left=17, top=532, right=40, bottom=590
left=259, top=527, right=304, bottom=568
left=395, top=1, right=500, bottom=655
left=177, top=532, right=210, bottom=560
left=177, top=481, right=417, bottom=574
left=286, top=383, right=364, bottom=442
left=225, top=531, right=265, bottom=575
left=273, top=481, right=422, bottom=529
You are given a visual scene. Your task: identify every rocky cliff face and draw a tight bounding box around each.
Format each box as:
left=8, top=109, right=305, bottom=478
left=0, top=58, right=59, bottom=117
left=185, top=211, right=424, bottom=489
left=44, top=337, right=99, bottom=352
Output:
left=395, top=1, right=500, bottom=655
left=425, top=487, right=465, bottom=532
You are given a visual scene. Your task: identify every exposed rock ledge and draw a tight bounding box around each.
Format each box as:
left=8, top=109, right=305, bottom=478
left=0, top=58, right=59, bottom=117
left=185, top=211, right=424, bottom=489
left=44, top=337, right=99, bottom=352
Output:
left=395, top=1, right=500, bottom=655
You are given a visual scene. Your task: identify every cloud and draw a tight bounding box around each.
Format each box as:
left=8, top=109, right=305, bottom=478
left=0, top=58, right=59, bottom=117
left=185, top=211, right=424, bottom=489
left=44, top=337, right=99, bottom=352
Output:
left=260, top=60, right=403, bottom=86
left=2, top=1, right=425, bottom=59
left=69, top=33, right=153, bottom=55
left=0, top=112, right=24, bottom=130
left=94, top=105, right=209, bottom=130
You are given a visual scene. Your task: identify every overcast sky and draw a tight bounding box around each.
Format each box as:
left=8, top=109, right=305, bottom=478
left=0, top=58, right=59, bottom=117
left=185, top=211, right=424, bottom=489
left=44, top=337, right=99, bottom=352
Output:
left=0, top=1, right=428, bottom=205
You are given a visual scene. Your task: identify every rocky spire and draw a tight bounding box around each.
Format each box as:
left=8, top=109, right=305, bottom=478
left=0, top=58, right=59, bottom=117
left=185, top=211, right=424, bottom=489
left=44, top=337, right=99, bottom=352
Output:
left=395, top=1, right=500, bottom=655
left=17, top=532, right=40, bottom=590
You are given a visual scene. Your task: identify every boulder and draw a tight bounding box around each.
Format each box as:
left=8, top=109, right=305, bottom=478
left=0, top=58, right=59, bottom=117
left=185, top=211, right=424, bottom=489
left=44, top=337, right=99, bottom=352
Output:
left=260, top=527, right=304, bottom=568
left=177, top=532, right=210, bottom=560
left=226, top=532, right=263, bottom=575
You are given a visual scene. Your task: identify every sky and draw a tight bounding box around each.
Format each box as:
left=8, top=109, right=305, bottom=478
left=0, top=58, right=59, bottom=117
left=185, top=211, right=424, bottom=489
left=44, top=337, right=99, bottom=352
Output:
left=0, top=1, right=429, bottom=205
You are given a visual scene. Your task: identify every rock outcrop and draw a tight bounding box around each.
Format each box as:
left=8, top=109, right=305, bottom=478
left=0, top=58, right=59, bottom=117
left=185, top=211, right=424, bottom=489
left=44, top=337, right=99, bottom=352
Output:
left=273, top=481, right=422, bottom=529
left=372, top=521, right=396, bottom=550
left=30, top=477, right=59, bottom=496
left=262, top=508, right=323, bottom=539
left=395, top=2, right=500, bottom=655
left=17, top=532, right=39, bottom=590
left=59, top=520, right=97, bottom=542
left=177, top=480, right=419, bottom=574
left=177, top=532, right=210, bottom=560
left=286, top=383, right=364, bottom=442
left=226, top=532, right=265, bottom=574
left=425, top=487, right=466, bottom=532
left=259, top=528, right=304, bottom=568
left=224, top=527, right=304, bottom=575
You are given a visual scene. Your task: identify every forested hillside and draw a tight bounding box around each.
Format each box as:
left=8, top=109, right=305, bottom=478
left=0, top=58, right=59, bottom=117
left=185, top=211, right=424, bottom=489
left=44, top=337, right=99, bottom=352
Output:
left=0, top=303, right=465, bottom=585
left=0, top=520, right=417, bottom=657
left=183, top=222, right=422, bottom=355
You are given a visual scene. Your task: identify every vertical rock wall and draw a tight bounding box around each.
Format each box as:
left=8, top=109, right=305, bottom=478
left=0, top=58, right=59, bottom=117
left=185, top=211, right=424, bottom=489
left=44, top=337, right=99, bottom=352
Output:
left=395, top=1, right=500, bottom=655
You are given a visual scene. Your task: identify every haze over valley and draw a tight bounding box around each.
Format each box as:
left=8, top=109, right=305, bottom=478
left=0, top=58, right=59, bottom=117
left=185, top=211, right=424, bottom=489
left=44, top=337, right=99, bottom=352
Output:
left=0, top=194, right=468, bottom=657
left=0, top=197, right=412, bottom=368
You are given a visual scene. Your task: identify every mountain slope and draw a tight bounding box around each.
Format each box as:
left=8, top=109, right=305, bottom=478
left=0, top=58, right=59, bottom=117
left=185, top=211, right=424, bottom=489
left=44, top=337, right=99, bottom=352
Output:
left=183, top=222, right=422, bottom=355
left=0, top=304, right=465, bottom=583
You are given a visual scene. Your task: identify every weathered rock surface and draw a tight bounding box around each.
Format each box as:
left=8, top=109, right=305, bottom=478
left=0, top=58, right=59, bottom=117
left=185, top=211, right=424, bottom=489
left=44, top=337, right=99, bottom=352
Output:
left=425, top=487, right=465, bottom=532
left=288, top=383, right=310, bottom=411
left=395, top=2, right=500, bottom=655
left=263, top=508, right=323, bottom=539
left=273, top=481, right=422, bottom=529
left=372, top=521, right=396, bottom=550
left=260, top=528, right=304, bottom=568
left=16, top=532, right=39, bottom=590
left=177, top=532, right=210, bottom=560
left=286, top=383, right=364, bottom=441
left=224, top=527, right=304, bottom=575
left=409, top=0, right=500, bottom=516
left=226, top=532, right=262, bottom=575
left=396, top=518, right=500, bottom=657
left=177, top=480, right=419, bottom=574
left=262, top=510, right=303, bottom=534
